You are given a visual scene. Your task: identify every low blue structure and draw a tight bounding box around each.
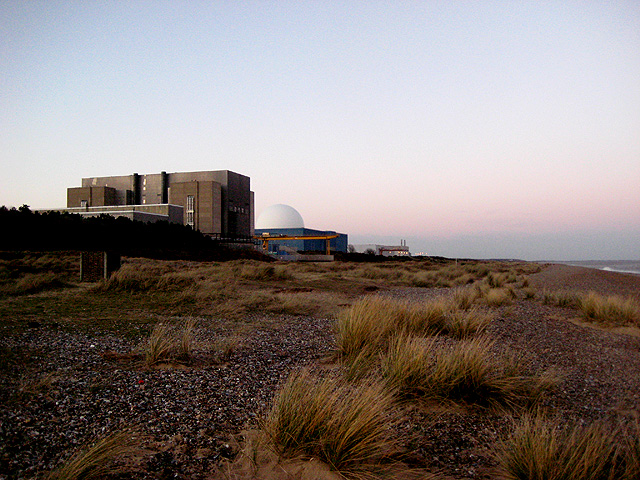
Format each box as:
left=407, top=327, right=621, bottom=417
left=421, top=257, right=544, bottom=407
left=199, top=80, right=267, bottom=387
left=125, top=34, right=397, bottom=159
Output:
left=254, top=227, right=348, bottom=254
left=254, top=204, right=347, bottom=255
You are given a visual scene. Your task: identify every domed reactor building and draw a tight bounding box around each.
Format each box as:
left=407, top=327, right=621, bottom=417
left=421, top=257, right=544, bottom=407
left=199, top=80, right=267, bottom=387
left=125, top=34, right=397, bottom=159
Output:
left=255, top=204, right=348, bottom=259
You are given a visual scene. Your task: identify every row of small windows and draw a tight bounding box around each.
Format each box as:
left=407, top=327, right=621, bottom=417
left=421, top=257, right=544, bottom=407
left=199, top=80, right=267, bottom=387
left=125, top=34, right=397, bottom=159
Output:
left=230, top=206, right=247, bottom=214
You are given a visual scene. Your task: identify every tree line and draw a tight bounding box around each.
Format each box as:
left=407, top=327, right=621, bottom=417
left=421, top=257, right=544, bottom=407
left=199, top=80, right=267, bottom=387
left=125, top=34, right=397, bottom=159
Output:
left=0, top=206, right=265, bottom=261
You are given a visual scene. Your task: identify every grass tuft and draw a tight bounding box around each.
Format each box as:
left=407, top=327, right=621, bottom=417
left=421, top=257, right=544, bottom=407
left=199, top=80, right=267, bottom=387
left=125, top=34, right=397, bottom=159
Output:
left=579, top=292, right=640, bottom=327
left=496, top=415, right=639, bottom=480
left=264, top=369, right=397, bottom=473
left=485, top=288, right=514, bottom=306
left=380, top=336, right=556, bottom=408
left=541, top=290, right=581, bottom=309
left=335, top=296, right=493, bottom=365
left=141, top=319, right=196, bottom=367
left=46, top=429, right=141, bottom=480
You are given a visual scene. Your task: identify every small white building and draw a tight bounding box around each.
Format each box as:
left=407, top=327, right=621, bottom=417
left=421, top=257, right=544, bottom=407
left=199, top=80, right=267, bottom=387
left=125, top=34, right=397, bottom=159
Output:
left=351, top=240, right=411, bottom=257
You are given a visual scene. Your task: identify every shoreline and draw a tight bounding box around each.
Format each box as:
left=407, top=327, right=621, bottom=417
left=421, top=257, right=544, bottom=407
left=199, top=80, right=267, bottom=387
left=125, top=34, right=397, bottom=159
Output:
left=543, top=260, right=640, bottom=277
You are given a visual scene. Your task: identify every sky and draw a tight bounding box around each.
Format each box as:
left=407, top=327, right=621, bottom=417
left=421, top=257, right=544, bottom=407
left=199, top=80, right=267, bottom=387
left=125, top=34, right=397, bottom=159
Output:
left=1, top=1, right=639, bottom=260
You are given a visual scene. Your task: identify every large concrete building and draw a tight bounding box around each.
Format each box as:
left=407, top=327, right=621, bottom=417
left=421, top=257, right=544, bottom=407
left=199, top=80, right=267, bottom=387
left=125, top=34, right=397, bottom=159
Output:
left=66, top=170, right=254, bottom=239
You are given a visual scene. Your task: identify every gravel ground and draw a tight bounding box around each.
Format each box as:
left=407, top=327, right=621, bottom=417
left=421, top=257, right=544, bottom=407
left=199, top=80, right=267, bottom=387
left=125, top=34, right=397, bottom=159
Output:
left=0, top=315, right=335, bottom=479
left=1, top=264, right=639, bottom=479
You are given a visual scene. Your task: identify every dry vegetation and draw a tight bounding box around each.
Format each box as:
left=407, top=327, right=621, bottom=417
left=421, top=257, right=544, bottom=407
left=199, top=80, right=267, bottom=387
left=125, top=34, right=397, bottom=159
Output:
left=263, top=370, right=398, bottom=474
left=1, top=252, right=639, bottom=479
left=496, top=415, right=640, bottom=480
left=542, top=289, right=640, bottom=327
left=46, top=429, right=143, bottom=480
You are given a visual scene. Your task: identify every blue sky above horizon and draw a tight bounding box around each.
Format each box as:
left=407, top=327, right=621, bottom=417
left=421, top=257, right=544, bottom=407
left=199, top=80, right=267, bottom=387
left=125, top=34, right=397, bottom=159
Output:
left=1, top=1, right=639, bottom=260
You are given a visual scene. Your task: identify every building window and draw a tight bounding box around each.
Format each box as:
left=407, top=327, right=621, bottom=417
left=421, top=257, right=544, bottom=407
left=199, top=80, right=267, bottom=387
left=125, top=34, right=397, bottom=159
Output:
left=80, top=200, right=88, bottom=208
left=186, top=195, right=195, bottom=227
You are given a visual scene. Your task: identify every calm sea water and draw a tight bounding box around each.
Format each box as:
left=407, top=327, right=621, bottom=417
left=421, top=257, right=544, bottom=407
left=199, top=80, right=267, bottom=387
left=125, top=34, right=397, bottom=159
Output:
left=552, top=260, right=640, bottom=276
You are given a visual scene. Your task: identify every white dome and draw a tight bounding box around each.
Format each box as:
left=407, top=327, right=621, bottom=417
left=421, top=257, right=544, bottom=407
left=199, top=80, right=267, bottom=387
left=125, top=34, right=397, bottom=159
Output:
left=256, top=204, right=304, bottom=229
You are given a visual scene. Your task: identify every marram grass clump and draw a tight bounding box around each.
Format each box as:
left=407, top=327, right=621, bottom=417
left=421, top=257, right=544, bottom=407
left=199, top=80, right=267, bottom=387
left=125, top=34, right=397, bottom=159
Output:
left=496, top=415, right=640, bottom=480
left=381, top=335, right=556, bottom=408
left=263, top=369, right=397, bottom=474
left=579, top=291, right=640, bottom=327
left=141, top=319, right=196, bottom=367
left=47, top=429, right=141, bottom=480
left=335, top=296, right=493, bottom=364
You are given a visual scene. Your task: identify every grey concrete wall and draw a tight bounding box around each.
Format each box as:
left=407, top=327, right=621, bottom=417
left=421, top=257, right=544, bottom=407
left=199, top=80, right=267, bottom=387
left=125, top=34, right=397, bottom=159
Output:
left=70, top=170, right=251, bottom=237
left=82, top=175, right=134, bottom=205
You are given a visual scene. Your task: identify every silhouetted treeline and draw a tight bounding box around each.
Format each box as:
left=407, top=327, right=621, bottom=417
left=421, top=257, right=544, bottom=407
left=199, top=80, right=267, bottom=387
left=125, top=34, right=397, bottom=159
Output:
left=0, top=206, right=267, bottom=261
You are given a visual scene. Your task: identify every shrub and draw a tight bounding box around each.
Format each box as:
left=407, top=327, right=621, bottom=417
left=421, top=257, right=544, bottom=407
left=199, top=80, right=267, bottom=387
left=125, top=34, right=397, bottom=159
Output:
left=264, top=370, right=397, bottom=473
left=579, top=292, right=640, bottom=327
left=496, top=415, right=638, bottom=480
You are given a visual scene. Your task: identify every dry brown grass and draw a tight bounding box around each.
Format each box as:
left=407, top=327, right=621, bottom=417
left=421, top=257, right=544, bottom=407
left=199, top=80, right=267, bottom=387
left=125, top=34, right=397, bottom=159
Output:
left=46, top=429, right=142, bottom=480
left=579, top=292, right=640, bottom=327
left=496, top=415, right=639, bottom=480
left=263, top=369, right=398, bottom=475
left=540, top=290, right=640, bottom=327
left=484, top=288, right=514, bottom=306
left=140, top=319, right=196, bottom=367
left=16, top=371, right=59, bottom=399
left=541, top=290, right=582, bottom=309
left=381, top=336, right=556, bottom=408
left=335, top=296, right=493, bottom=366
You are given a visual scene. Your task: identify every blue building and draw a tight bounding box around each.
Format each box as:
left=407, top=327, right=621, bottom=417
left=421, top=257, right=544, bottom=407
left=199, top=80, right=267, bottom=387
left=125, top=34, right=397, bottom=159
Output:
left=255, top=204, right=348, bottom=255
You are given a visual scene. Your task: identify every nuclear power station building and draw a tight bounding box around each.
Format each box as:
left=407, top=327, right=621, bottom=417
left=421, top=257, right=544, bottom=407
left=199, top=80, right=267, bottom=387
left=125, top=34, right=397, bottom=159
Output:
left=65, top=170, right=253, bottom=239
left=255, top=204, right=348, bottom=255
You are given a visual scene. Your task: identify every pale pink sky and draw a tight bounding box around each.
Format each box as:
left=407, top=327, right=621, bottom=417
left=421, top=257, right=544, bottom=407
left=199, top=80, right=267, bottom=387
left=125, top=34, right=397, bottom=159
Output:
left=1, top=2, right=639, bottom=259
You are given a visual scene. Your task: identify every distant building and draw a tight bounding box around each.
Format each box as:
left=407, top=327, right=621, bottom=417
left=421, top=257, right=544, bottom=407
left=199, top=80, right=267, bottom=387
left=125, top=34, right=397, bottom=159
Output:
left=254, top=204, right=348, bottom=256
left=64, top=170, right=253, bottom=239
left=352, top=241, right=411, bottom=257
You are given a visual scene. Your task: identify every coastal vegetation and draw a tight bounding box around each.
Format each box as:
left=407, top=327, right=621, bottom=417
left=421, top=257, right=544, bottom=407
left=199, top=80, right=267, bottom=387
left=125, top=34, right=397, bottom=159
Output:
left=1, top=251, right=639, bottom=478
left=542, top=289, right=640, bottom=327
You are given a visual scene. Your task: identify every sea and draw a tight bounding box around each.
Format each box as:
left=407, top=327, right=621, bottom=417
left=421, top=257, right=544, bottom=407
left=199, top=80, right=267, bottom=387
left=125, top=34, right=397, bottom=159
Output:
left=549, top=260, right=640, bottom=276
